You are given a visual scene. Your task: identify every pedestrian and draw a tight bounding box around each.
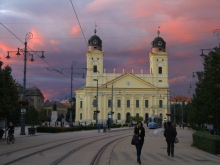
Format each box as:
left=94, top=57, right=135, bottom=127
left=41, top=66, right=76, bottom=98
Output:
left=103, top=122, right=106, bottom=132
left=164, top=121, right=177, bottom=157
left=134, top=121, right=145, bottom=164
left=98, top=123, right=100, bottom=133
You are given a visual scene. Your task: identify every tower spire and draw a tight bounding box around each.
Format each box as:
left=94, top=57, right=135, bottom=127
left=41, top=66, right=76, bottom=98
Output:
left=157, top=26, right=160, bottom=37
left=94, top=22, right=97, bottom=35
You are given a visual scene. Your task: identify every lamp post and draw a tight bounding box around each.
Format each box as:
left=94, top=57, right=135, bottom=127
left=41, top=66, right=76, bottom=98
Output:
left=6, top=32, right=45, bottom=135
left=93, top=79, right=99, bottom=125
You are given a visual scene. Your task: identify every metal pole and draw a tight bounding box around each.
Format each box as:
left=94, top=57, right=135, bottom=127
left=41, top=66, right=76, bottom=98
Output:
left=181, top=101, right=184, bottom=126
left=110, top=84, right=113, bottom=129
left=20, top=41, right=27, bottom=135
left=69, top=63, right=73, bottom=127
left=96, top=80, right=98, bottom=125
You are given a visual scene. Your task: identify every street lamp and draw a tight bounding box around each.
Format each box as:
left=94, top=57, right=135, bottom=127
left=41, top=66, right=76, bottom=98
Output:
left=6, top=32, right=45, bottom=135
left=106, top=83, right=114, bottom=130
left=93, top=79, right=99, bottom=125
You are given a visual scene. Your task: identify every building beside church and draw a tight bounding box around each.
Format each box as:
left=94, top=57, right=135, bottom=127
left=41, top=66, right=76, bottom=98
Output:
left=75, top=29, right=170, bottom=124
left=17, top=84, right=44, bottom=111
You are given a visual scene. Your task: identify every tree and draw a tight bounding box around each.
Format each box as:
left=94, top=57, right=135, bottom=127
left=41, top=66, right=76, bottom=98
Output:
left=191, top=47, right=220, bottom=130
left=26, top=105, right=39, bottom=125
left=129, top=116, right=143, bottom=122
left=38, top=108, right=46, bottom=122
left=0, top=63, right=19, bottom=125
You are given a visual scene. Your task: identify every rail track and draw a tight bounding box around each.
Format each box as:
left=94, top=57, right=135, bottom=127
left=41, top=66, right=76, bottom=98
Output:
left=3, top=131, right=131, bottom=165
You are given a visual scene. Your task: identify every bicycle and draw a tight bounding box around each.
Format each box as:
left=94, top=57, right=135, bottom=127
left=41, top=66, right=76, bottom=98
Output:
left=6, top=131, right=15, bottom=144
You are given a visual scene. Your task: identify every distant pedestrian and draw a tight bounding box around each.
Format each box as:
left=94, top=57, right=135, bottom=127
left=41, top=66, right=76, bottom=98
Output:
left=164, top=121, right=177, bottom=157
left=134, top=121, right=145, bottom=164
left=98, top=123, right=100, bottom=133
left=103, top=123, right=106, bottom=133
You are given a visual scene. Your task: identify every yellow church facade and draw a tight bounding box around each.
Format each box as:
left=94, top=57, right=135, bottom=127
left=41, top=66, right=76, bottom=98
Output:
left=75, top=30, right=170, bottom=124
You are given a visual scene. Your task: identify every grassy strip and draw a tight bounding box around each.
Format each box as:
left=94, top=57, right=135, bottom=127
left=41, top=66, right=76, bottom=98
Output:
left=193, top=131, right=220, bottom=154
left=36, top=124, right=126, bottom=133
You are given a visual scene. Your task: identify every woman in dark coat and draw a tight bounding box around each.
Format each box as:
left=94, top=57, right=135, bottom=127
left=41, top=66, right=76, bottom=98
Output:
left=134, top=121, right=145, bottom=164
left=164, top=121, right=177, bottom=157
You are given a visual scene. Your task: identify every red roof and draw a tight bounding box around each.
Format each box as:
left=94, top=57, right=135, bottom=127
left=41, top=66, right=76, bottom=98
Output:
left=170, top=95, right=191, bottom=102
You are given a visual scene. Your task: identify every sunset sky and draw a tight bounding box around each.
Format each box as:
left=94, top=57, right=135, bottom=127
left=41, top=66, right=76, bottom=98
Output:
left=0, top=0, right=220, bottom=101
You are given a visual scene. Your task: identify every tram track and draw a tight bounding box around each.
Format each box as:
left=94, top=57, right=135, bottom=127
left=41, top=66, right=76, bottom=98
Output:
left=3, top=131, right=131, bottom=165
left=90, top=136, right=129, bottom=165
left=50, top=133, right=131, bottom=165
left=0, top=128, right=131, bottom=157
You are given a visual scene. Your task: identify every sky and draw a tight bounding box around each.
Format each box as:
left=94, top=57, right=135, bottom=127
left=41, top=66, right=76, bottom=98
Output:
left=0, top=0, right=220, bottom=101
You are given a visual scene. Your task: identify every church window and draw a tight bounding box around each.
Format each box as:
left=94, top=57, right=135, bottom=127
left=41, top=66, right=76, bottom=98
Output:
left=80, top=101, right=83, bottom=108
left=136, top=100, right=139, bottom=108
left=93, top=66, right=97, bottom=73
left=127, top=100, right=130, bottom=108
left=117, top=113, right=121, bottom=120
left=157, top=59, right=158, bottom=61
left=92, top=58, right=93, bottom=60
left=158, top=67, right=162, bottom=74
left=117, top=100, right=121, bottom=108
left=108, top=99, right=112, bottom=108
left=159, top=80, right=162, bottom=82
left=159, top=100, right=163, bottom=108
left=136, top=113, right=139, bottom=117
left=80, top=113, right=82, bottom=120
left=145, top=100, right=148, bottom=108
left=97, top=58, right=99, bottom=60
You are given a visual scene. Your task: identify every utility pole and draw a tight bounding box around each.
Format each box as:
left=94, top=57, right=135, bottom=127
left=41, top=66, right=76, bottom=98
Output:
left=69, top=62, right=74, bottom=127
left=110, top=84, right=113, bottom=128
left=6, top=32, right=45, bottom=135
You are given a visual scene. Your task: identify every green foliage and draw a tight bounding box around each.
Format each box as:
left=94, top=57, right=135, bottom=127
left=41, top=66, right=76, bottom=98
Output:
left=0, top=64, right=19, bottom=125
left=193, top=131, right=220, bottom=154
left=129, top=116, right=143, bottom=122
left=38, top=108, right=46, bottom=122
left=37, top=126, right=74, bottom=133
left=66, top=108, right=75, bottom=122
left=190, top=125, right=204, bottom=131
left=191, top=48, right=220, bottom=130
left=25, top=105, right=39, bottom=125
left=36, top=124, right=123, bottom=133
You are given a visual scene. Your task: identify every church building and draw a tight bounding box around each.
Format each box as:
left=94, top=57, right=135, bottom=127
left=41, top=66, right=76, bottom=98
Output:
left=75, top=28, right=170, bottom=124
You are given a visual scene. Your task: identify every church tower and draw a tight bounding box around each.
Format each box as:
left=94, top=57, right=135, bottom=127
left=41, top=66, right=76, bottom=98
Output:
left=149, top=29, right=169, bottom=87
left=86, top=26, right=104, bottom=87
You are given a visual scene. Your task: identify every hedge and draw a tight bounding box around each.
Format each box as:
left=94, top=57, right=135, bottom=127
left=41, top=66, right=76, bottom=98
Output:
left=193, top=131, right=220, bottom=154
left=190, top=125, right=204, bottom=131
left=36, top=124, right=125, bottom=133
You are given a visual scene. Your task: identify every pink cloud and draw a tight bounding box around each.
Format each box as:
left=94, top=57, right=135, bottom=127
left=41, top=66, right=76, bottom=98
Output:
left=71, top=26, right=80, bottom=35
left=169, top=76, right=187, bottom=84
left=50, top=40, right=59, bottom=45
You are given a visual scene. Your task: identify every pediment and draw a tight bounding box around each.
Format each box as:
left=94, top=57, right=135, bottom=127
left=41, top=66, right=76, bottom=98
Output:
left=100, top=73, right=157, bottom=89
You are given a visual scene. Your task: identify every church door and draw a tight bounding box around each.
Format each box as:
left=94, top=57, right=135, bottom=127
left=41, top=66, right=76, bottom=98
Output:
left=126, top=112, right=130, bottom=123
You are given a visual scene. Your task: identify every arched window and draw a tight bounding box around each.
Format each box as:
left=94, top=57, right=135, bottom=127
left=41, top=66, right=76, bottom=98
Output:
left=117, top=113, right=121, bottom=120
left=136, top=113, right=139, bottom=117
left=126, top=112, right=130, bottom=123
left=145, top=113, right=149, bottom=123
left=160, top=113, right=163, bottom=119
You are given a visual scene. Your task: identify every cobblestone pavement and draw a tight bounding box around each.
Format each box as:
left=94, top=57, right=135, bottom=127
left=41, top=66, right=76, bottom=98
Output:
left=110, top=127, right=220, bottom=165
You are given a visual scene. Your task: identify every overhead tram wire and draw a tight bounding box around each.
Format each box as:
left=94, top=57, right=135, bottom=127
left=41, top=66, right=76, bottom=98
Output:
left=0, top=22, right=84, bottom=85
left=69, top=0, right=87, bottom=47
left=2, top=16, right=220, bottom=25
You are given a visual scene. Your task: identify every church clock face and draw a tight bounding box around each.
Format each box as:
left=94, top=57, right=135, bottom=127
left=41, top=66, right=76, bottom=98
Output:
left=93, top=39, right=98, bottom=44
left=158, top=41, right=162, bottom=46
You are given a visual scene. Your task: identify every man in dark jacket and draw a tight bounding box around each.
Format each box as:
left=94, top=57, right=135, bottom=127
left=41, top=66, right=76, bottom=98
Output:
left=164, top=121, right=177, bottom=157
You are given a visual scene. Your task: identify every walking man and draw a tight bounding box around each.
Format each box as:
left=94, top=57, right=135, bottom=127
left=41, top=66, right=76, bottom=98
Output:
left=164, top=121, right=177, bottom=157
